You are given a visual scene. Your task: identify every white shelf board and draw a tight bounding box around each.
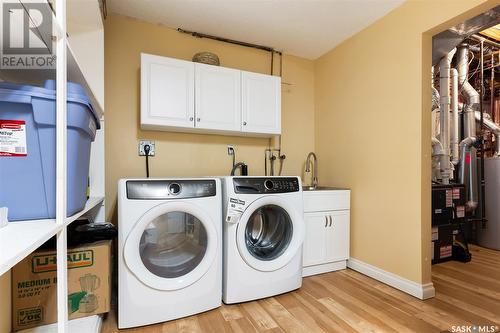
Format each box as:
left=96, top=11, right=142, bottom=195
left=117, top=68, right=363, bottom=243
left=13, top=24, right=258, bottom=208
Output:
left=67, top=42, right=104, bottom=118
left=0, top=196, right=104, bottom=276
left=65, top=196, right=104, bottom=224
left=0, top=219, right=59, bottom=276
left=17, top=314, right=103, bottom=333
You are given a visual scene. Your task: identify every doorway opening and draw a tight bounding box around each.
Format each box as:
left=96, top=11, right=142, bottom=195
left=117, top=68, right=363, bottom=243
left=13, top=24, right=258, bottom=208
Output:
left=430, top=5, right=500, bottom=312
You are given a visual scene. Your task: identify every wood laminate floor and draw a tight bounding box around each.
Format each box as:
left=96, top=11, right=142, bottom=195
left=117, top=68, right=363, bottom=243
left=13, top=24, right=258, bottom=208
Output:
left=102, top=245, right=500, bottom=333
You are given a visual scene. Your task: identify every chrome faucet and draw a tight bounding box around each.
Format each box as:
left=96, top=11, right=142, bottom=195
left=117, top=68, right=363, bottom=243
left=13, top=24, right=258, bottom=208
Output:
left=305, top=152, right=318, bottom=189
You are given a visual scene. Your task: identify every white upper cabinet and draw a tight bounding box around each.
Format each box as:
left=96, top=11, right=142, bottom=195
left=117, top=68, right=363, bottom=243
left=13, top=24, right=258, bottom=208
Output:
left=195, top=63, right=241, bottom=132
left=141, top=53, right=281, bottom=136
left=141, top=54, right=195, bottom=130
left=241, top=71, right=281, bottom=135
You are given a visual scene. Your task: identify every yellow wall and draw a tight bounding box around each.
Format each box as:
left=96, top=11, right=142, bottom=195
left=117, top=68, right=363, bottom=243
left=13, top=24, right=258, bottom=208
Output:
left=104, top=15, right=315, bottom=222
left=105, top=1, right=497, bottom=286
left=314, top=0, right=497, bottom=284
left=0, top=272, right=11, bottom=333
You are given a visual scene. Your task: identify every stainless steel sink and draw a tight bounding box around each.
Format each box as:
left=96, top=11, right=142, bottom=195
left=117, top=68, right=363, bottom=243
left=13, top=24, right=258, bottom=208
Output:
left=303, top=186, right=347, bottom=191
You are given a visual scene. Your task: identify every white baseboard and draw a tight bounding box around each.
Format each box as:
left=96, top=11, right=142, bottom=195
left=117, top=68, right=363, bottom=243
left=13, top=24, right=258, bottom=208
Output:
left=303, top=260, right=347, bottom=277
left=347, top=258, right=435, bottom=300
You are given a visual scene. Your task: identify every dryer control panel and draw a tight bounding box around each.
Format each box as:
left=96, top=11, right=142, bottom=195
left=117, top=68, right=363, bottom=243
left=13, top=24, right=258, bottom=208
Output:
left=127, top=179, right=216, bottom=199
left=233, top=177, right=300, bottom=194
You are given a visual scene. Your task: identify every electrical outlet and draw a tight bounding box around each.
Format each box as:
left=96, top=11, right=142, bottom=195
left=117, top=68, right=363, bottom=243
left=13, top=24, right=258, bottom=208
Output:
left=227, top=145, right=235, bottom=156
left=139, top=140, right=155, bottom=156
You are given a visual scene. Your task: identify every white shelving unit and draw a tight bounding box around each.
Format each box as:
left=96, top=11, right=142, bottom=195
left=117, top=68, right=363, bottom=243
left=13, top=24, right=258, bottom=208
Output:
left=0, top=196, right=104, bottom=276
left=0, top=0, right=105, bottom=332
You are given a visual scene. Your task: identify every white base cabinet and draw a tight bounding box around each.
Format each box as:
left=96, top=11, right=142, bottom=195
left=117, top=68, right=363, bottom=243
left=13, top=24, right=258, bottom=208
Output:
left=302, top=189, right=350, bottom=277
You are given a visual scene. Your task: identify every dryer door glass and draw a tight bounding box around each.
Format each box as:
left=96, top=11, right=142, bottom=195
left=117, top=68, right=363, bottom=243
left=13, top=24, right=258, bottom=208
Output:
left=245, top=205, right=293, bottom=261
left=139, top=211, right=208, bottom=278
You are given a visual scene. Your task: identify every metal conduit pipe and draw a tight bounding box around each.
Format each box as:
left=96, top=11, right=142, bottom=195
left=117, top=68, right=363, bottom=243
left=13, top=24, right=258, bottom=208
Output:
left=438, top=48, right=456, bottom=184
left=458, top=139, right=478, bottom=212
left=457, top=44, right=480, bottom=136
left=475, top=111, right=500, bottom=156
left=451, top=69, right=460, bottom=165
left=457, top=43, right=479, bottom=212
left=431, top=66, right=440, bottom=144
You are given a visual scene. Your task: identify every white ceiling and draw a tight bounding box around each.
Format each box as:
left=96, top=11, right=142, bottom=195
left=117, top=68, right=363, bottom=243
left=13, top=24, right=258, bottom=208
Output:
left=107, top=0, right=404, bottom=59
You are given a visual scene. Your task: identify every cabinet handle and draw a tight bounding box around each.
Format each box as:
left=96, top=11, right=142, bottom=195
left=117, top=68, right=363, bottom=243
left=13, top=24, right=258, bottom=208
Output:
left=329, top=215, right=333, bottom=227
left=324, top=216, right=328, bottom=227
left=243, top=121, right=247, bottom=126
left=189, top=117, right=194, bottom=121
left=197, top=118, right=201, bottom=122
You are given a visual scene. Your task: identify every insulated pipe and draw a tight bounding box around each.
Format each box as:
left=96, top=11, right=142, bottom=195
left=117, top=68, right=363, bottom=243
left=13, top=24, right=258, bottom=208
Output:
left=432, top=137, right=443, bottom=181
left=432, top=137, right=443, bottom=155
left=475, top=111, right=500, bottom=156
left=438, top=48, right=456, bottom=184
left=457, top=44, right=480, bottom=137
left=451, top=69, right=460, bottom=165
left=457, top=43, right=479, bottom=212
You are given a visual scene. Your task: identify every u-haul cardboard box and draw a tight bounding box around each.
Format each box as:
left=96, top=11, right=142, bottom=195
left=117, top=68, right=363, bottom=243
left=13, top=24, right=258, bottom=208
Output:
left=12, top=240, right=111, bottom=331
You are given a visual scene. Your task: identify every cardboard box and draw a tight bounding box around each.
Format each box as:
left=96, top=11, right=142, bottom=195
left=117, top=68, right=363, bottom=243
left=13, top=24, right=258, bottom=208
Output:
left=12, top=241, right=111, bottom=331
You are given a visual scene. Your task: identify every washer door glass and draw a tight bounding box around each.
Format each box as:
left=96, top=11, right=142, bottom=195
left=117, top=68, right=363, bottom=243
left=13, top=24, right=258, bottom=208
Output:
left=139, top=212, right=208, bottom=278
left=245, top=205, right=293, bottom=261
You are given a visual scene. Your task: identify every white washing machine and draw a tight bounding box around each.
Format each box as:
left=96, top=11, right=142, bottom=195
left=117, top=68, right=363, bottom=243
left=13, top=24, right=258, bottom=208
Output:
left=118, top=178, right=222, bottom=328
left=221, top=176, right=305, bottom=303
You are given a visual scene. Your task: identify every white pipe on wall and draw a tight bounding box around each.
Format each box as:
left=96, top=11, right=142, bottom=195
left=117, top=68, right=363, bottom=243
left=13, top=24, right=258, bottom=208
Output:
left=438, top=48, right=456, bottom=184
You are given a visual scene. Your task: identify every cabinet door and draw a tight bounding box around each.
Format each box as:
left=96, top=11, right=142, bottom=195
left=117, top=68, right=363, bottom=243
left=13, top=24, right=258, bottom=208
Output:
left=241, top=71, right=281, bottom=135
left=326, top=210, right=350, bottom=262
left=195, top=63, right=241, bottom=131
left=303, top=212, right=329, bottom=266
left=141, top=53, right=195, bottom=130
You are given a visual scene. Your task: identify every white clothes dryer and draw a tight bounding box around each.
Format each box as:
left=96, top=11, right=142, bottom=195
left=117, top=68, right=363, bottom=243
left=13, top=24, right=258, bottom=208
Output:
left=118, top=178, right=221, bottom=328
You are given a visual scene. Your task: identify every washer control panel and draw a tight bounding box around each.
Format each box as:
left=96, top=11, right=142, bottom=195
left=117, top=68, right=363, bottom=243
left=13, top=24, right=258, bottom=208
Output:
left=233, top=177, right=300, bottom=194
left=127, top=179, right=216, bottom=199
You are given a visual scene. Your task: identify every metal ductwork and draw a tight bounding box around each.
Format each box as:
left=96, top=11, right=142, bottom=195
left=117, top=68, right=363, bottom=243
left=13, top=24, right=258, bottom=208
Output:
left=432, top=6, right=500, bottom=65
left=457, top=43, right=479, bottom=212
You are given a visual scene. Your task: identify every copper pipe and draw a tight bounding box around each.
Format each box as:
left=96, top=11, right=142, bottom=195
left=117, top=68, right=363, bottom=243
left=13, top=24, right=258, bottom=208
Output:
left=470, top=34, right=500, bottom=49
left=177, top=28, right=281, bottom=54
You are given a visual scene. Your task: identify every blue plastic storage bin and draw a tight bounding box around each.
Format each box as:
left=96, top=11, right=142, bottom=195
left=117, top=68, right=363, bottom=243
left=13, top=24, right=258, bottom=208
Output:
left=0, top=80, right=100, bottom=221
